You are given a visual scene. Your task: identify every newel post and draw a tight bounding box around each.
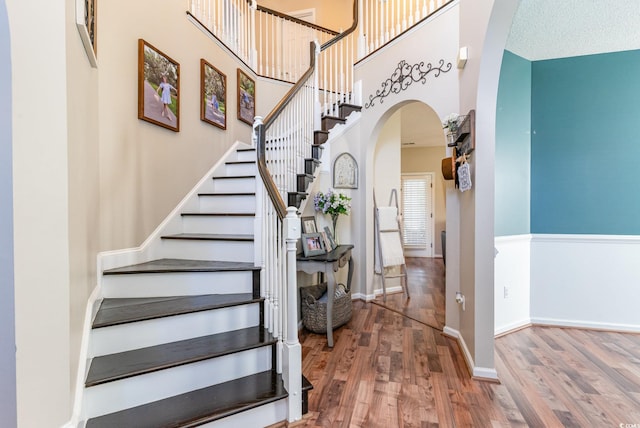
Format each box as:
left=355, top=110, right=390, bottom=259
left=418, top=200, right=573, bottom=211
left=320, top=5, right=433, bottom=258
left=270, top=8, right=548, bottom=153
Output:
left=283, top=206, right=302, bottom=422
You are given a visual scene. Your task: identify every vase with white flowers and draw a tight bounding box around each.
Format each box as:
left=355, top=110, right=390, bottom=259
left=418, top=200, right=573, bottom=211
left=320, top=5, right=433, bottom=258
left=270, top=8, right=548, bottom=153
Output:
left=313, top=188, right=352, bottom=244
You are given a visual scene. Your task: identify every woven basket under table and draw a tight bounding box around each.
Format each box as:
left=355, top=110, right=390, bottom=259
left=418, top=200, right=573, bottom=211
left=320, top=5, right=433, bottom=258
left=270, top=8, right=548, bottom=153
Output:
left=300, top=282, right=352, bottom=334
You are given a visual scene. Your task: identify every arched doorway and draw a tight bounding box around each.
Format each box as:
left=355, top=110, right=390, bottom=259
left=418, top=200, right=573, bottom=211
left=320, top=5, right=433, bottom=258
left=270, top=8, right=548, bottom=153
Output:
left=369, top=100, right=448, bottom=330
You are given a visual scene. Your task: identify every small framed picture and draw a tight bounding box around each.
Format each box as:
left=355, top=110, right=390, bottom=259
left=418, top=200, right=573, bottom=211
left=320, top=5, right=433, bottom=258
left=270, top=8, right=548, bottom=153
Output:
left=201, top=59, right=226, bottom=129
left=138, top=39, right=180, bottom=132
left=333, top=152, right=358, bottom=189
left=75, top=0, right=97, bottom=66
left=321, top=231, right=333, bottom=253
left=237, top=68, right=256, bottom=125
left=301, top=216, right=317, bottom=234
left=302, top=233, right=326, bottom=257
left=324, top=226, right=337, bottom=251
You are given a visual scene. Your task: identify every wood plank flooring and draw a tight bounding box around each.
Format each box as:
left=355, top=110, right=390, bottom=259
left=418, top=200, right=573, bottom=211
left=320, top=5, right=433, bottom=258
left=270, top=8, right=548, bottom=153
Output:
left=373, top=257, right=445, bottom=330
left=296, top=258, right=640, bottom=427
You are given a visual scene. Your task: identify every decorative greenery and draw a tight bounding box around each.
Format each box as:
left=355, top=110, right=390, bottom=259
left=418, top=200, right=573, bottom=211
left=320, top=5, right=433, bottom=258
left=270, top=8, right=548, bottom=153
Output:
left=443, top=113, right=460, bottom=133
left=314, top=189, right=351, bottom=217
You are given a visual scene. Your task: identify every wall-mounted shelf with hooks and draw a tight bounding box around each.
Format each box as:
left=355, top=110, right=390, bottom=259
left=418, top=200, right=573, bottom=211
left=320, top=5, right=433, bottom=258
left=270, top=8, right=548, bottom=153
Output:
left=447, top=109, right=475, bottom=156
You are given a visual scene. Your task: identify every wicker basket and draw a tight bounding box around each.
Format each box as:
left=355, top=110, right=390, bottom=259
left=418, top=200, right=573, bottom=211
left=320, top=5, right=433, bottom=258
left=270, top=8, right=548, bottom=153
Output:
left=300, top=282, right=352, bottom=334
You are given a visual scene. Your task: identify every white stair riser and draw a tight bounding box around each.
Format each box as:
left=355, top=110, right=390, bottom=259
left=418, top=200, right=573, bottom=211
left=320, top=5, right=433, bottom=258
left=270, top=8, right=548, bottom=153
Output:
left=225, top=163, right=257, bottom=176
left=199, top=195, right=255, bottom=213
left=102, top=270, right=254, bottom=298
left=84, top=346, right=273, bottom=418
left=159, top=239, right=254, bottom=262
left=212, top=177, right=255, bottom=193
left=90, top=304, right=260, bottom=356
left=236, top=150, right=257, bottom=162
left=182, top=215, right=254, bottom=235
left=198, top=399, right=287, bottom=428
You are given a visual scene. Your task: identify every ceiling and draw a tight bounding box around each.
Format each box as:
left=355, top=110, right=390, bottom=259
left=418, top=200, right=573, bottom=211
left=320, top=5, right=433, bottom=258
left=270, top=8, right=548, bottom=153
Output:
left=401, top=0, right=640, bottom=147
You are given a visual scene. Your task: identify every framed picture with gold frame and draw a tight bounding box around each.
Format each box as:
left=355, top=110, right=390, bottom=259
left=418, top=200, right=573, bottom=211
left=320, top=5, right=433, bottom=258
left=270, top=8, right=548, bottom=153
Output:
left=237, top=69, right=256, bottom=125
left=201, top=59, right=227, bottom=129
left=138, top=39, right=180, bottom=132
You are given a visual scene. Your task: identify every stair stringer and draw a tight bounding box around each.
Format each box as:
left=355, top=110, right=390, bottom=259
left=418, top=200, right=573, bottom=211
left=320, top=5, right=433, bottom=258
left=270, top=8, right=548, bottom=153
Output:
left=65, top=141, right=262, bottom=428
left=298, top=110, right=362, bottom=215
left=97, top=140, right=253, bottom=274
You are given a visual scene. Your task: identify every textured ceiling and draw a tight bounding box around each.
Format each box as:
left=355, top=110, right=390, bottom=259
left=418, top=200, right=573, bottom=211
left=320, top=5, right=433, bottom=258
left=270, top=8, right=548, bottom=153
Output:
left=506, top=0, right=640, bottom=60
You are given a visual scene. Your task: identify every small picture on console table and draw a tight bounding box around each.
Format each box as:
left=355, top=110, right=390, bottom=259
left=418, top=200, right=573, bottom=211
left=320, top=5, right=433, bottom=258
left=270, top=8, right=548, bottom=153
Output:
left=301, top=216, right=317, bottom=234
left=302, top=233, right=326, bottom=257
left=323, top=226, right=337, bottom=251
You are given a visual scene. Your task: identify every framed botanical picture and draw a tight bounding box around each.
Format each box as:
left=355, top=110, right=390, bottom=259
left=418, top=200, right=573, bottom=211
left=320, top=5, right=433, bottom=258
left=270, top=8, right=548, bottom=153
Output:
left=138, top=39, right=180, bottom=132
left=301, top=216, right=317, bottom=234
left=237, top=68, right=256, bottom=125
left=201, top=59, right=226, bottom=129
left=75, top=0, right=97, bottom=67
left=333, top=152, right=358, bottom=189
left=302, top=233, right=326, bottom=257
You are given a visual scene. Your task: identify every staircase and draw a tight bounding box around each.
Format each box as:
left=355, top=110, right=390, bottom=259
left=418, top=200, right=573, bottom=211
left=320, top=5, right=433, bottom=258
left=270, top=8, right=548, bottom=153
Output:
left=81, top=147, right=312, bottom=427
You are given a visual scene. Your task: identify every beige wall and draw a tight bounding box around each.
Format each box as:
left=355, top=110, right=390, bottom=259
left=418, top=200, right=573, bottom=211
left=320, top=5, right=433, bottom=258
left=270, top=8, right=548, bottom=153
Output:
left=401, top=146, right=446, bottom=256
left=97, top=0, right=289, bottom=251
left=257, top=0, right=354, bottom=32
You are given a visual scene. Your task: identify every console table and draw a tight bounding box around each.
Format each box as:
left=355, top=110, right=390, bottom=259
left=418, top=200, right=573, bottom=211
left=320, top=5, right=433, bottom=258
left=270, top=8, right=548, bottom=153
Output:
left=297, top=245, right=354, bottom=347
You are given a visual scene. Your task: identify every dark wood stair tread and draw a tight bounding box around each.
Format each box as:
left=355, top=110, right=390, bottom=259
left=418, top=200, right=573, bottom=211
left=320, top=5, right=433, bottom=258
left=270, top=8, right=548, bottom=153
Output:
left=237, top=148, right=256, bottom=152
left=86, top=327, right=276, bottom=387
left=93, top=293, right=261, bottom=328
left=211, top=175, right=255, bottom=180
left=225, top=160, right=256, bottom=165
left=161, top=233, right=254, bottom=241
left=181, top=212, right=255, bottom=217
left=197, top=192, right=256, bottom=196
left=85, top=370, right=286, bottom=428
left=103, top=259, right=258, bottom=275
left=302, top=375, right=313, bottom=392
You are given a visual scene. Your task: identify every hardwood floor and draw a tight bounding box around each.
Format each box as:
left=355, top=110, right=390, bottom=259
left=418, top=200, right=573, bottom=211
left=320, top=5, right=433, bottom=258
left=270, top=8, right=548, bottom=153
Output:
left=372, top=257, right=445, bottom=330
left=297, top=258, right=640, bottom=427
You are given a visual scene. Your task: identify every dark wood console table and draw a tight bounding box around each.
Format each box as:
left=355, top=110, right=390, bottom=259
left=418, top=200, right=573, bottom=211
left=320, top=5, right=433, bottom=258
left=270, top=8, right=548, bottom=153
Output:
left=297, top=245, right=354, bottom=347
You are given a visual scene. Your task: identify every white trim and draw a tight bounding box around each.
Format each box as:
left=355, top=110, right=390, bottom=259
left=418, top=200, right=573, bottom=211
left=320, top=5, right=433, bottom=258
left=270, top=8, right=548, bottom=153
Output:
left=443, top=326, right=498, bottom=381
left=494, top=318, right=531, bottom=336
left=98, top=141, right=250, bottom=273
left=373, top=285, right=403, bottom=296
left=288, top=8, right=316, bottom=24
left=530, top=317, right=640, bottom=334
left=494, top=233, right=532, bottom=244
left=532, top=233, right=640, bottom=245
left=65, top=285, right=101, bottom=427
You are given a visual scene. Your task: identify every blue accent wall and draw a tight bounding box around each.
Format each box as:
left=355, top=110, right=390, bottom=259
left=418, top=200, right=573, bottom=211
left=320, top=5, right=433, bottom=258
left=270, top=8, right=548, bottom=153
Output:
left=531, top=49, right=640, bottom=234
left=495, top=50, right=531, bottom=236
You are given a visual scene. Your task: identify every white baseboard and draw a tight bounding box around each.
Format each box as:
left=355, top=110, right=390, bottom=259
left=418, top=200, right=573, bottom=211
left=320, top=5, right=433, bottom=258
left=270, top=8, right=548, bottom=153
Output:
left=530, top=317, right=640, bottom=333
left=494, top=318, right=531, bottom=336
left=443, top=326, right=499, bottom=381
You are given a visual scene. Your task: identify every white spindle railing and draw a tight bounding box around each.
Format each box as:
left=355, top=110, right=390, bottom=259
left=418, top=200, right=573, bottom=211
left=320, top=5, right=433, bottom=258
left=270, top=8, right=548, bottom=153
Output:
left=359, top=0, right=449, bottom=57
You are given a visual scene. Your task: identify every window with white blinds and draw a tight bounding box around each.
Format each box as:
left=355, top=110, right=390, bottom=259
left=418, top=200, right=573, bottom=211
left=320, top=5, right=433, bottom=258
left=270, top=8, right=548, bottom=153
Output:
left=401, top=175, right=432, bottom=249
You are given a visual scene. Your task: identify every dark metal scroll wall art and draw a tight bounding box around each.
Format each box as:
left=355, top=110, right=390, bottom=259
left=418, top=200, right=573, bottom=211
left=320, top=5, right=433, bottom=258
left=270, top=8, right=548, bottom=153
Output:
left=364, top=59, right=452, bottom=108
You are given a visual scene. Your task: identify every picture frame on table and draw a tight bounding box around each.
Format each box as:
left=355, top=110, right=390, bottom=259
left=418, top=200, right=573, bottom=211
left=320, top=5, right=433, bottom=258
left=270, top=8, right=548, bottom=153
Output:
left=301, top=233, right=326, bottom=257
left=301, top=216, right=317, bottom=234
left=237, top=68, right=256, bottom=125
left=323, top=226, right=337, bottom=251
left=200, top=59, right=226, bottom=129
left=138, top=39, right=180, bottom=132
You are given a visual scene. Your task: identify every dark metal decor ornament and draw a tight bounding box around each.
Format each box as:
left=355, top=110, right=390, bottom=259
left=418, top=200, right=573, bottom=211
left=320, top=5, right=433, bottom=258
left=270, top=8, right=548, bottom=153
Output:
left=364, top=59, right=452, bottom=108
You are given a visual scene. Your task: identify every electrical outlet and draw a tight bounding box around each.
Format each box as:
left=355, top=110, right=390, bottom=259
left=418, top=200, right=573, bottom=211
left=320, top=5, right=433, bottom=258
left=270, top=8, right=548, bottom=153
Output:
left=503, top=286, right=509, bottom=299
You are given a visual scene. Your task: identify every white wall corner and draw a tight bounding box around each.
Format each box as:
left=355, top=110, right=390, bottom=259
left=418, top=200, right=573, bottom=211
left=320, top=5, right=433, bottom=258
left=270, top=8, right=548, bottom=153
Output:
left=443, top=326, right=499, bottom=381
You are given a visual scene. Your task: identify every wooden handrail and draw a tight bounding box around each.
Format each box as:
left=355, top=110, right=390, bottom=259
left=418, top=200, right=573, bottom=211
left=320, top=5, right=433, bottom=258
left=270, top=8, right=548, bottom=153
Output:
left=256, top=5, right=339, bottom=36
left=256, top=0, right=358, bottom=220
left=320, top=0, right=359, bottom=51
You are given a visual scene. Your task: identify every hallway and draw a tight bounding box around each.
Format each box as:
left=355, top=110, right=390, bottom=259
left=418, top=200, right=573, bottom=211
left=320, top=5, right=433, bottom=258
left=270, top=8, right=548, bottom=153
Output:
left=297, top=258, right=640, bottom=427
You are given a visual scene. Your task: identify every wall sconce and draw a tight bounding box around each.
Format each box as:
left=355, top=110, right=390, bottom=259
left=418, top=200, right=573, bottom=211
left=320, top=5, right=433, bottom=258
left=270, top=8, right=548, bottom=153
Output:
left=457, top=46, right=468, bottom=69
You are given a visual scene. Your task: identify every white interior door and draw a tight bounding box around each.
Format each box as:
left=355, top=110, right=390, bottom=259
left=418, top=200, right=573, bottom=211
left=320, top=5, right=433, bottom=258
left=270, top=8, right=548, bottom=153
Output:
left=401, top=173, right=434, bottom=257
